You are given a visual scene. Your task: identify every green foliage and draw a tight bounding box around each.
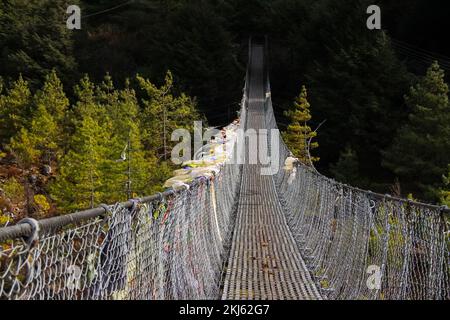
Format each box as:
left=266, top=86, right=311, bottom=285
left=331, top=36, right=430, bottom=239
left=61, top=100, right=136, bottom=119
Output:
left=0, top=76, right=32, bottom=146
left=8, top=71, right=69, bottom=168
left=442, top=166, right=450, bottom=206
left=76, top=0, right=241, bottom=119
left=330, top=145, right=363, bottom=186
left=1, top=177, right=25, bottom=203
left=50, top=74, right=176, bottom=212
left=282, top=85, right=318, bottom=165
left=49, top=75, right=112, bottom=211
left=71, top=75, right=102, bottom=123
left=34, top=70, right=70, bottom=128
left=33, top=194, right=50, bottom=215
left=51, top=113, right=111, bottom=212
left=97, top=76, right=158, bottom=202
left=266, top=0, right=412, bottom=190
left=308, top=34, right=410, bottom=181
left=383, top=62, right=450, bottom=202
left=137, top=71, right=202, bottom=159
left=0, top=0, right=448, bottom=216
left=0, top=212, right=11, bottom=226
left=0, top=66, right=196, bottom=215
left=155, top=0, right=241, bottom=115
left=0, top=0, right=78, bottom=86
left=8, top=128, right=39, bottom=168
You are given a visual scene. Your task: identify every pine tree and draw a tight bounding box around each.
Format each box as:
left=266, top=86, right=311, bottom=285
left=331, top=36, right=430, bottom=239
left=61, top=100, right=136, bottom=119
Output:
left=383, top=61, right=450, bottom=202
left=35, top=71, right=69, bottom=128
left=72, top=75, right=101, bottom=121
left=137, top=71, right=201, bottom=160
left=0, top=76, right=32, bottom=147
left=8, top=129, right=39, bottom=169
left=9, top=71, right=69, bottom=167
left=97, top=77, right=157, bottom=202
left=282, top=85, right=319, bottom=165
left=50, top=75, right=161, bottom=212
left=50, top=114, right=111, bottom=212
left=330, top=145, right=364, bottom=186
left=50, top=75, right=113, bottom=212
left=119, top=84, right=158, bottom=197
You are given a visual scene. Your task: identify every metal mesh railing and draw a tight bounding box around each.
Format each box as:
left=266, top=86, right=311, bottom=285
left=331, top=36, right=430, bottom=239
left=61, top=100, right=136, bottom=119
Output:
left=0, top=70, right=248, bottom=300
left=264, top=70, right=450, bottom=300
left=0, top=158, right=242, bottom=300
left=1, top=39, right=449, bottom=300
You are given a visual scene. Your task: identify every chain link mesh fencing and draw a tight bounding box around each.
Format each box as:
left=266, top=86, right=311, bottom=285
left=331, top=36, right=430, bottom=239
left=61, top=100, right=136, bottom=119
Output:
left=264, top=73, right=450, bottom=300
left=0, top=159, right=242, bottom=300
left=1, top=40, right=448, bottom=300
left=0, top=75, right=247, bottom=300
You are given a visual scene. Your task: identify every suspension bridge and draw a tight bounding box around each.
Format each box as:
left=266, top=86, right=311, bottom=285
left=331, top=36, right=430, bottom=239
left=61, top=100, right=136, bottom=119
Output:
left=0, top=39, right=449, bottom=300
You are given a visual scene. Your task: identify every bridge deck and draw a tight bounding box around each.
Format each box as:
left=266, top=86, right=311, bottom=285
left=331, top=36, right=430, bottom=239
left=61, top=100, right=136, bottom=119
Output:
left=221, top=46, right=321, bottom=300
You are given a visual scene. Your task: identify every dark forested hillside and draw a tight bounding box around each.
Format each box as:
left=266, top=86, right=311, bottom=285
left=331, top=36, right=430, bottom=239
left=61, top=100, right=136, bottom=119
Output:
left=75, top=0, right=243, bottom=123
left=0, top=0, right=449, bottom=223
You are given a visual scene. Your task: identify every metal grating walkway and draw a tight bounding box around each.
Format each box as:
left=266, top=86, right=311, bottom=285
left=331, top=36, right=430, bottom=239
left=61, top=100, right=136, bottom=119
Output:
left=221, top=46, right=322, bottom=300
